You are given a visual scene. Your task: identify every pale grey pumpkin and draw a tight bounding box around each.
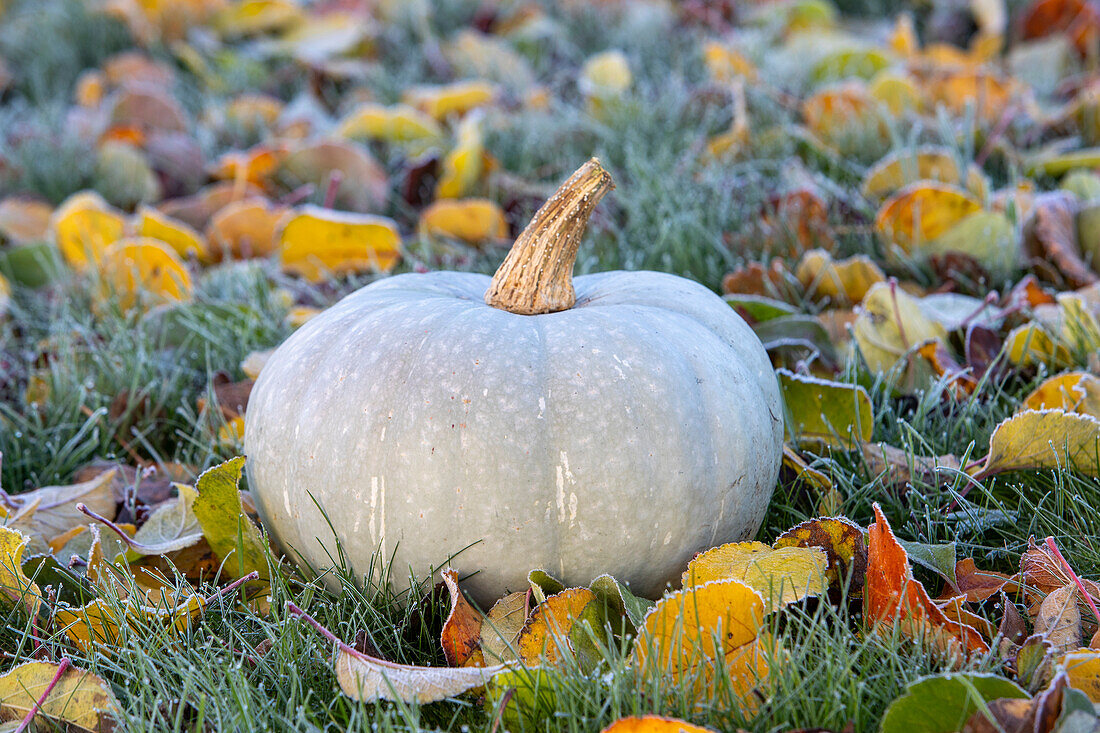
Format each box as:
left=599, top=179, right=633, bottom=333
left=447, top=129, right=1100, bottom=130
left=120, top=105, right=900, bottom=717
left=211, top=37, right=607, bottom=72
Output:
left=245, top=160, right=783, bottom=603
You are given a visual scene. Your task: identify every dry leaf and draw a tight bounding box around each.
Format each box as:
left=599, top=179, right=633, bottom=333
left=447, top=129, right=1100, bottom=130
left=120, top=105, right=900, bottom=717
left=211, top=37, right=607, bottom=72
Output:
left=1024, top=192, right=1097, bottom=289
left=970, top=410, right=1100, bottom=479
left=0, top=660, right=121, bottom=731
left=205, top=197, right=284, bottom=260
left=865, top=504, right=988, bottom=656
left=98, top=238, right=194, bottom=311
left=796, top=248, right=885, bottom=305
left=774, top=516, right=868, bottom=596
left=601, top=716, right=717, bottom=733
left=1024, top=372, right=1100, bottom=417
left=134, top=205, right=208, bottom=260
left=516, top=588, right=604, bottom=667
left=418, top=198, right=508, bottom=244
left=1036, top=584, right=1083, bottom=654
left=441, top=569, right=484, bottom=668
left=435, top=114, right=485, bottom=200
left=0, top=527, right=41, bottom=617
left=49, top=191, right=126, bottom=271
left=875, top=183, right=982, bottom=256
left=403, top=81, right=496, bottom=121
left=277, top=205, right=401, bottom=282
left=681, top=541, right=828, bottom=611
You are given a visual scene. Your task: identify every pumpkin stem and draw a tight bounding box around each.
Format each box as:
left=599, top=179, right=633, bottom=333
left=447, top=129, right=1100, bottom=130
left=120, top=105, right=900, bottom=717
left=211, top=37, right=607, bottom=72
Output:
left=485, top=158, right=614, bottom=315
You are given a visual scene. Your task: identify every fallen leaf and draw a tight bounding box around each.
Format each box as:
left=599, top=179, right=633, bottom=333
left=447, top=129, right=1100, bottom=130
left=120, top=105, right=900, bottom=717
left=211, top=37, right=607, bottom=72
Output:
left=860, top=442, right=962, bottom=489
left=335, top=103, right=444, bottom=147
left=969, top=410, right=1100, bottom=479
left=774, top=516, right=868, bottom=596
left=435, top=114, right=485, bottom=200
left=633, top=579, right=771, bottom=711
left=682, top=541, right=828, bottom=611
left=861, top=147, right=986, bottom=203
left=2, top=470, right=117, bottom=548
left=1024, top=192, right=1097, bottom=288
left=277, top=205, right=401, bottom=282
left=780, top=445, right=834, bottom=493
left=418, top=198, right=508, bottom=244
left=516, top=588, right=606, bottom=668
left=1036, top=584, right=1083, bottom=654
left=852, top=281, right=947, bottom=377
left=403, top=81, right=496, bottom=121
left=879, top=672, right=1028, bottom=733
left=776, top=369, right=873, bottom=448
left=0, top=660, right=121, bottom=731
left=795, top=249, right=885, bottom=306
left=0, top=527, right=40, bottom=617
left=600, top=716, right=716, bottom=733
left=441, top=569, right=484, bottom=667
left=49, top=191, right=126, bottom=271
left=134, top=205, right=208, bottom=260
left=589, top=574, right=653, bottom=636
left=580, top=50, right=633, bottom=106
left=276, top=141, right=388, bottom=214
left=865, top=504, right=988, bottom=656
left=204, top=197, right=284, bottom=260
left=1024, top=372, right=1100, bottom=417
left=98, top=238, right=194, bottom=311
left=948, top=559, right=1021, bottom=603
left=876, top=183, right=983, bottom=257
left=1061, top=650, right=1100, bottom=702
left=479, top=591, right=528, bottom=664
left=0, top=197, right=52, bottom=245
left=192, top=456, right=270, bottom=580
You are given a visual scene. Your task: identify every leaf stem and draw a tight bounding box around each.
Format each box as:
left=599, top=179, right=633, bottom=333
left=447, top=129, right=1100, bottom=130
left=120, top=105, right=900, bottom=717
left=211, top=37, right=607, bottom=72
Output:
left=15, top=657, right=70, bottom=733
left=1045, top=536, right=1100, bottom=625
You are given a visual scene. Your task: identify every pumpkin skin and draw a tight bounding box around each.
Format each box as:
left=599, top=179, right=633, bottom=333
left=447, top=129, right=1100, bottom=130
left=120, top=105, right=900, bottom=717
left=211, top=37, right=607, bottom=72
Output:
left=245, top=269, right=783, bottom=603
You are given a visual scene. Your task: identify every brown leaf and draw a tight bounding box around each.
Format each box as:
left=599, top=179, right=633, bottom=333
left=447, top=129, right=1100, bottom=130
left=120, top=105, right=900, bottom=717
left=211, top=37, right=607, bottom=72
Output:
left=916, top=341, right=978, bottom=397
left=1022, top=537, right=1100, bottom=599
left=441, top=569, right=484, bottom=668
left=1024, top=192, right=1097, bottom=288
left=722, top=258, right=791, bottom=298
left=774, top=516, right=868, bottom=597
left=950, top=559, right=1022, bottom=603
left=1035, top=584, right=1082, bottom=654
left=860, top=442, right=961, bottom=490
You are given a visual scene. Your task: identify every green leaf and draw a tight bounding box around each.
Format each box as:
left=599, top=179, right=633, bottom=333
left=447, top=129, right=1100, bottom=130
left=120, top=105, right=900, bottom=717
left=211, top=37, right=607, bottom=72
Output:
left=724, top=294, right=798, bottom=323
left=589, top=574, right=654, bottom=636
left=753, top=315, right=838, bottom=363
left=776, top=369, right=873, bottom=448
left=0, top=242, right=63, bottom=287
left=880, top=673, right=1028, bottom=733
left=192, top=457, right=270, bottom=580
left=896, top=539, right=958, bottom=590
left=527, top=570, right=564, bottom=604
left=485, top=667, right=561, bottom=731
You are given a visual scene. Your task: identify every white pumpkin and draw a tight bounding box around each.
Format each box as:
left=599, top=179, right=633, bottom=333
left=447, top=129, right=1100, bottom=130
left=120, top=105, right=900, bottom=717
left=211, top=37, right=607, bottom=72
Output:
left=245, top=160, right=783, bottom=603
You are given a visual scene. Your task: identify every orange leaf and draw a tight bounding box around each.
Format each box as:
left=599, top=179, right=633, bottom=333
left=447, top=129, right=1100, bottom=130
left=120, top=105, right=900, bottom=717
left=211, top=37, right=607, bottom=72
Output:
left=865, top=504, right=989, bottom=656
left=601, top=715, right=716, bottom=733
left=441, top=569, right=484, bottom=668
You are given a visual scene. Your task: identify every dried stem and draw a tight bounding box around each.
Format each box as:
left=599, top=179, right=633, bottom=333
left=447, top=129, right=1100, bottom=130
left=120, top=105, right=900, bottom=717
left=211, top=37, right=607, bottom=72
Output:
left=485, top=158, right=614, bottom=315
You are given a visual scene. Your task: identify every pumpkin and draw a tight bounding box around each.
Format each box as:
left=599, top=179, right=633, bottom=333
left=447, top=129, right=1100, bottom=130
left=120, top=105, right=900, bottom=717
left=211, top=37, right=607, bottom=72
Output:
left=245, top=160, right=783, bottom=603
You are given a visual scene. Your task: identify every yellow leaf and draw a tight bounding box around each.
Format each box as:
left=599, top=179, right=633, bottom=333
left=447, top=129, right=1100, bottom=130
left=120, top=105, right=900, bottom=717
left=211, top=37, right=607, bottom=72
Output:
left=601, top=715, right=716, bottom=733
left=98, top=238, right=193, bottom=311
left=0, top=526, right=41, bottom=617
left=795, top=248, right=885, bottom=305
left=335, top=103, right=444, bottom=145
left=212, top=0, right=303, bottom=37
left=861, top=147, right=987, bottom=203
left=923, top=69, right=1018, bottom=124
left=134, top=205, right=208, bottom=260
left=1061, top=649, right=1100, bottom=703
left=853, top=281, right=947, bottom=375
left=682, top=541, right=828, bottom=611
left=970, top=410, right=1100, bottom=478
left=75, top=69, right=107, bottom=108
left=402, top=80, right=496, bottom=121
left=925, top=210, right=1018, bottom=274
left=633, top=580, right=771, bottom=712
left=702, top=42, right=757, bottom=83
left=1024, top=372, right=1100, bottom=417
left=418, top=198, right=507, bottom=244
left=1004, top=323, right=1071, bottom=367
left=277, top=205, right=401, bottom=282
left=435, top=114, right=484, bottom=200
left=49, top=191, right=127, bottom=271
left=205, top=197, right=284, bottom=259
left=802, top=82, right=885, bottom=149
left=286, top=305, right=321, bottom=327
left=868, top=70, right=923, bottom=116
left=580, top=50, right=632, bottom=98
left=224, top=93, right=284, bottom=132
left=516, top=588, right=602, bottom=666
left=0, top=660, right=121, bottom=730
left=0, top=272, right=9, bottom=319
left=781, top=445, right=834, bottom=492
left=875, top=183, right=982, bottom=255
left=774, top=516, right=868, bottom=594
left=54, top=593, right=207, bottom=652
left=219, top=415, right=245, bottom=444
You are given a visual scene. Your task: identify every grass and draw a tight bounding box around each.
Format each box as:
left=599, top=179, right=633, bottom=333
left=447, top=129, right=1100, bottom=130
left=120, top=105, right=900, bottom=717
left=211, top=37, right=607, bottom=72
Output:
left=0, top=0, right=1097, bottom=730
